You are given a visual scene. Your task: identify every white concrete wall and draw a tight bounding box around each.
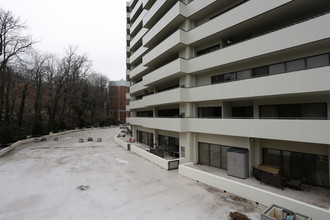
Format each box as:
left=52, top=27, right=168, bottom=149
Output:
left=261, top=139, right=328, bottom=156
left=188, top=66, right=330, bottom=102
left=179, top=164, right=330, bottom=220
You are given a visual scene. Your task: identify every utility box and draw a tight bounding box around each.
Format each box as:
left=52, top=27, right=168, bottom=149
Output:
left=227, top=147, right=249, bottom=179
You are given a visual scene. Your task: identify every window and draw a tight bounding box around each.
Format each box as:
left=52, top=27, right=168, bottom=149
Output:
left=253, top=66, right=269, bottom=77
left=159, top=135, right=179, bottom=157
left=286, top=59, right=305, bottom=72
left=137, top=111, right=153, bottom=117
left=158, top=109, right=179, bottom=117
left=269, top=63, right=285, bottom=75
left=196, top=44, right=220, bottom=56
left=198, top=106, right=222, bottom=118
left=137, top=130, right=153, bottom=147
left=263, top=148, right=329, bottom=187
left=198, top=142, right=229, bottom=170
left=236, top=70, right=250, bottom=80
left=232, top=106, right=253, bottom=118
left=259, top=103, right=327, bottom=119
left=210, top=72, right=236, bottom=84
left=307, top=54, right=329, bottom=69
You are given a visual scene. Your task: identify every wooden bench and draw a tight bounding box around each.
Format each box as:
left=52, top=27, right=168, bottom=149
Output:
left=253, top=164, right=286, bottom=190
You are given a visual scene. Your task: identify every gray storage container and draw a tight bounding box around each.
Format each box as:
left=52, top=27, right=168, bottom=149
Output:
left=227, top=147, right=249, bottom=179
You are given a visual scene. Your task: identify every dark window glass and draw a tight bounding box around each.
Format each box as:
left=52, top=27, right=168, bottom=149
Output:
left=286, top=59, right=305, bottom=72
left=158, top=109, right=180, bottom=117
left=269, top=63, right=285, bottom=75
left=278, top=104, right=300, bottom=118
left=236, top=70, right=250, bottom=80
left=137, top=111, right=153, bottom=117
left=197, top=44, right=220, bottom=56
left=253, top=66, right=269, bottom=77
left=198, top=106, right=222, bottom=118
left=210, top=144, right=221, bottom=168
left=263, top=148, right=329, bottom=187
left=306, top=54, right=329, bottom=69
left=301, top=103, right=327, bottom=119
left=223, top=72, right=236, bottom=82
left=198, top=142, right=228, bottom=170
left=211, top=75, right=224, bottom=84
left=263, top=148, right=281, bottom=167
left=199, top=143, right=209, bottom=165
left=260, top=103, right=327, bottom=119
left=232, top=106, right=253, bottom=118
left=259, top=105, right=279, bottom=119
left=137, top=130, right=153, bottom=147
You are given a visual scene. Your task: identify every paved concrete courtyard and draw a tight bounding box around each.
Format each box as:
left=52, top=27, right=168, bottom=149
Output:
left=0, top=127, right=264, bottom=220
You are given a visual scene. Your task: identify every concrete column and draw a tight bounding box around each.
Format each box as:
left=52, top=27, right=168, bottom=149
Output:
left=153, top=130, right=158, bottom=148
left=180, top=132, right=196, bottom=164
left=153, top=107, right=158, bottom=118
left=253, top=100, right=259, bottom=119
left=328, top=145, right=330, bottom=194
left=186, top=102, right=196, bottom=118
left=222, top=101, right=232, bottom=118
left=327, top=96, right=330, bottom=119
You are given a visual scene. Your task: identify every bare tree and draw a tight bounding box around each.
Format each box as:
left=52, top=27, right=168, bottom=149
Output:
left=0, top=8, right=34, bottom=124
left=59, top=46, right=91, bottom=126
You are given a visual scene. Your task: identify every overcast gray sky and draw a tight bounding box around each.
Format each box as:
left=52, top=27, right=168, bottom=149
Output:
left=0, top=0, right=127, bottom=80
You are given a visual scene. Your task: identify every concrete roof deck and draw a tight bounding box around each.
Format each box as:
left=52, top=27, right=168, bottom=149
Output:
left=0, top=127, right=264, bottom=220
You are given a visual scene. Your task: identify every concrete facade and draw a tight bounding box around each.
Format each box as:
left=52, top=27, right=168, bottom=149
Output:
left=126, top=1, right=330, bottom=219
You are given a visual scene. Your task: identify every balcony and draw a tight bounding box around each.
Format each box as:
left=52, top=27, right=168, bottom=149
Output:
left=186, top=0, right=291, bottom=45
left=186, top=13, right=330, bottom=74
left=184, top=0, right=216, bottom=17
left=130, top=81, right=147, bottom=94
left=145, top=88, right=187, bottom=106
left=129, top=117, right=185, bottom=132
left=130, top=46, right=148, bottom=64
left=143, top=30, right=187, bottom=67
left=143, top=1, right=187, bottom=48
left=130, top=63, right=148, bottom=79
left=130, top=0, right=143, bottom=23
left=126, top=105, right=130, bottom=112
left=143, top=58, right=188, bottom=86
left=130, top=28, right=148, bottom=50
left=188, top=66, right=330, bottom=102
left=131, top=9, right=147, bottom=36
left=129, top=99, right=145, bottom=109
left=142, top=0, right=167, bottom=28
left=187, top=118, right=330, bottom=145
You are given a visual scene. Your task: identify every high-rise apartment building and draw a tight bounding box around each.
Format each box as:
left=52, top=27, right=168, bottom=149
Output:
left=125, top=0, right=330, bottom=218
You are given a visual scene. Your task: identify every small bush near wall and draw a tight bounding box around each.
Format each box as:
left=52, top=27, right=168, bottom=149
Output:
left=0, top=127, right=13, bottom=148
left=31, top=121, right=44, bottom=137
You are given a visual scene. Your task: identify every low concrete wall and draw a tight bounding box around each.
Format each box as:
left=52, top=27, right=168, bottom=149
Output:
left=179, top=163, right=330, bottom=220
left=114, top=130, right=183, bottom=170
left=131, top=145, right=169, bottom=169
left=0, top=127, right=109, bottom=157
left=114, top=131, right=129, bottom=150
left=0, top=138, right=35, bottom=157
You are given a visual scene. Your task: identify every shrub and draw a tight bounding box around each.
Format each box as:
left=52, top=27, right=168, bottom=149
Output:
left=59, top=121, right=66, bottom=131
left=31, top=121, right=44, bottom=137
left=0, top=127, right=13, bottom=148
left=99, top=120, right=105, bottom=127
left=78, top=118, right=85, bottom=129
